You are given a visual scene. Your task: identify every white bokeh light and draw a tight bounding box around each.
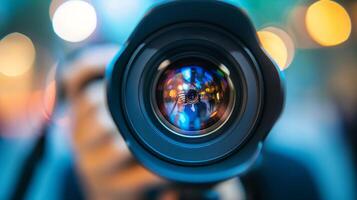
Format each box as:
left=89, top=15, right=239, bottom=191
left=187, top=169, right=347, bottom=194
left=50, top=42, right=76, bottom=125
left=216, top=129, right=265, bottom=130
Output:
left=52, top=0, right=97, bottom=42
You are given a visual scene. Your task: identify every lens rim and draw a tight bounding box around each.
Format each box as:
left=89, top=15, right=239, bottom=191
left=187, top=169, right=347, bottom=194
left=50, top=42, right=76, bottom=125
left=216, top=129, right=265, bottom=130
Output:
left=151, top=55, right=236, bottom=138
left=142, top=43, right=244, bottom=145
left=119, top=23, right=263, bottom=165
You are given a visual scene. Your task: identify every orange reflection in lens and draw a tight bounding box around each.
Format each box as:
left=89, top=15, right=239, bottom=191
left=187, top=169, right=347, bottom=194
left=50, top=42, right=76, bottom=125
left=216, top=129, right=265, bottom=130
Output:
left=169, top=89, right=177, bottom=98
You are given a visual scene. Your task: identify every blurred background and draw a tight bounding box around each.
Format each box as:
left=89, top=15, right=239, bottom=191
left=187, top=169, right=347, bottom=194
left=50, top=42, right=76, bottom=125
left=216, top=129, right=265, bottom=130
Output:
left=0, top=0, right=356, bottom=200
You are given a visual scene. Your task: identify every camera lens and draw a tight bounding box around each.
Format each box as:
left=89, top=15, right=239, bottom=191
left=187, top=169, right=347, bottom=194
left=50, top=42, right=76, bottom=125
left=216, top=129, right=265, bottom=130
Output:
left=107, top=1, right=285, bottom=182
left=153, top=56, right=235, bottom=138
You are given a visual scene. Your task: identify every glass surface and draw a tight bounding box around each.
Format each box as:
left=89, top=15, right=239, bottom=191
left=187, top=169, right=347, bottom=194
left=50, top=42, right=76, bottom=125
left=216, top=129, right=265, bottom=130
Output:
left=153, top=57, right=235, bottom=137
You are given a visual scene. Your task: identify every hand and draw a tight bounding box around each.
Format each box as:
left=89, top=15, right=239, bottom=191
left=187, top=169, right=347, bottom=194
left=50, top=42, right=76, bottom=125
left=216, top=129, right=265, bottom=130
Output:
left=69, top=80, right=166, bottom=200
left=59, top=45, right=169, bottom=200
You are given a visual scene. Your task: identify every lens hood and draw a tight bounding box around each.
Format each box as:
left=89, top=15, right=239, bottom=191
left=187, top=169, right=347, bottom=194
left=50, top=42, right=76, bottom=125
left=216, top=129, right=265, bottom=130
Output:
left=106, top=0, right=284, bottom=184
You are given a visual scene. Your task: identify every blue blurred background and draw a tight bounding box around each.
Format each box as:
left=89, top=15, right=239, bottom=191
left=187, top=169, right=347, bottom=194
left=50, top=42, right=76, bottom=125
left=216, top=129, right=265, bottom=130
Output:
left=0, top=0, right=356, bottom=200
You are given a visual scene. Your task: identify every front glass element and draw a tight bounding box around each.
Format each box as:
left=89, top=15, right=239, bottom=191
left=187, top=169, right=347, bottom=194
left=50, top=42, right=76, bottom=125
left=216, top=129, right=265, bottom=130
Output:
left=153, top=57, right=235, bottom=137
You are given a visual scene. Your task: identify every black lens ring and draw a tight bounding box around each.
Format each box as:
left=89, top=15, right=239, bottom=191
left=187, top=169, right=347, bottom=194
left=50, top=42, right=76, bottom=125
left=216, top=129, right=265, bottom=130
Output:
left=141, top=43, right=244, bottom=145
left=147, top=49, right=240, bottom=142
left=121, top=23, right=263, bottom=165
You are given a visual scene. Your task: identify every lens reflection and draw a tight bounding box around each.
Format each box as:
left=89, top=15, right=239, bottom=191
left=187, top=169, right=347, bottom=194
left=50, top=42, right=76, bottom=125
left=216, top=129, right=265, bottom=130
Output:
left=154, top=57, right=235, bottom=137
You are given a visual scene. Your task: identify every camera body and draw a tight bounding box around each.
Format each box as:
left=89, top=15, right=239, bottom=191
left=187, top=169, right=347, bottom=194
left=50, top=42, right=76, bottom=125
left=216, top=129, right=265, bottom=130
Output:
left=106, top=0, right=284, bottom=184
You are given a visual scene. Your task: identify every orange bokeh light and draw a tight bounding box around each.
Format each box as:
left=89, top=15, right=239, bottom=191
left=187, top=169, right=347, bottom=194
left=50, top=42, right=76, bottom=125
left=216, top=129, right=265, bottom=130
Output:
left=258, top=29, right=292, bottom=70
left=306, top=0, right=351, bottom=46
left=0, top=33, right=36, bottom=77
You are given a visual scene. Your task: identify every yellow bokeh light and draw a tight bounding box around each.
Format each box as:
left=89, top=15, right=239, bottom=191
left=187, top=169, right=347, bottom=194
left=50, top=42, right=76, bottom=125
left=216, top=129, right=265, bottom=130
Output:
left=306, top=0, right=351, bottom=46
left=263, top=27, right=295, bottom=69
left=0, top=33, right=36, bottom=77
left=258, top=30, right=289, bottom=70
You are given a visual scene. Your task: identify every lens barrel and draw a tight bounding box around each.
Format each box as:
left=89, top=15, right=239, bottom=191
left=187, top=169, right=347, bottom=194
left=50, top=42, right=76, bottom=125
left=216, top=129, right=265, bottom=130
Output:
left=106, top=0, right=284, bottom=183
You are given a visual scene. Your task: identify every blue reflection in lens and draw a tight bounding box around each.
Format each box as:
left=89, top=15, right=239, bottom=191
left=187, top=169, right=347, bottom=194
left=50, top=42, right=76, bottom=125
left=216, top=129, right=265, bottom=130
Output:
left=182, top=68, right=191, bottom=82
left=156, top=62, right=233, bottom=136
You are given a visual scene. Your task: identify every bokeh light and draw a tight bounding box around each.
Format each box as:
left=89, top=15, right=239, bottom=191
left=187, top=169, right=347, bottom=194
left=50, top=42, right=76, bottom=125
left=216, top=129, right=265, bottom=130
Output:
left=306, top=0, right=351, bottom=47
left=258, top=28, right=294, bottom=71
left=0, top=33, right=36, bottom=77
left=287, top=6, right=319, bottom=49
left=264, top=27, right=295, bottom=69
left=52, top=0, right=97, bottom=42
